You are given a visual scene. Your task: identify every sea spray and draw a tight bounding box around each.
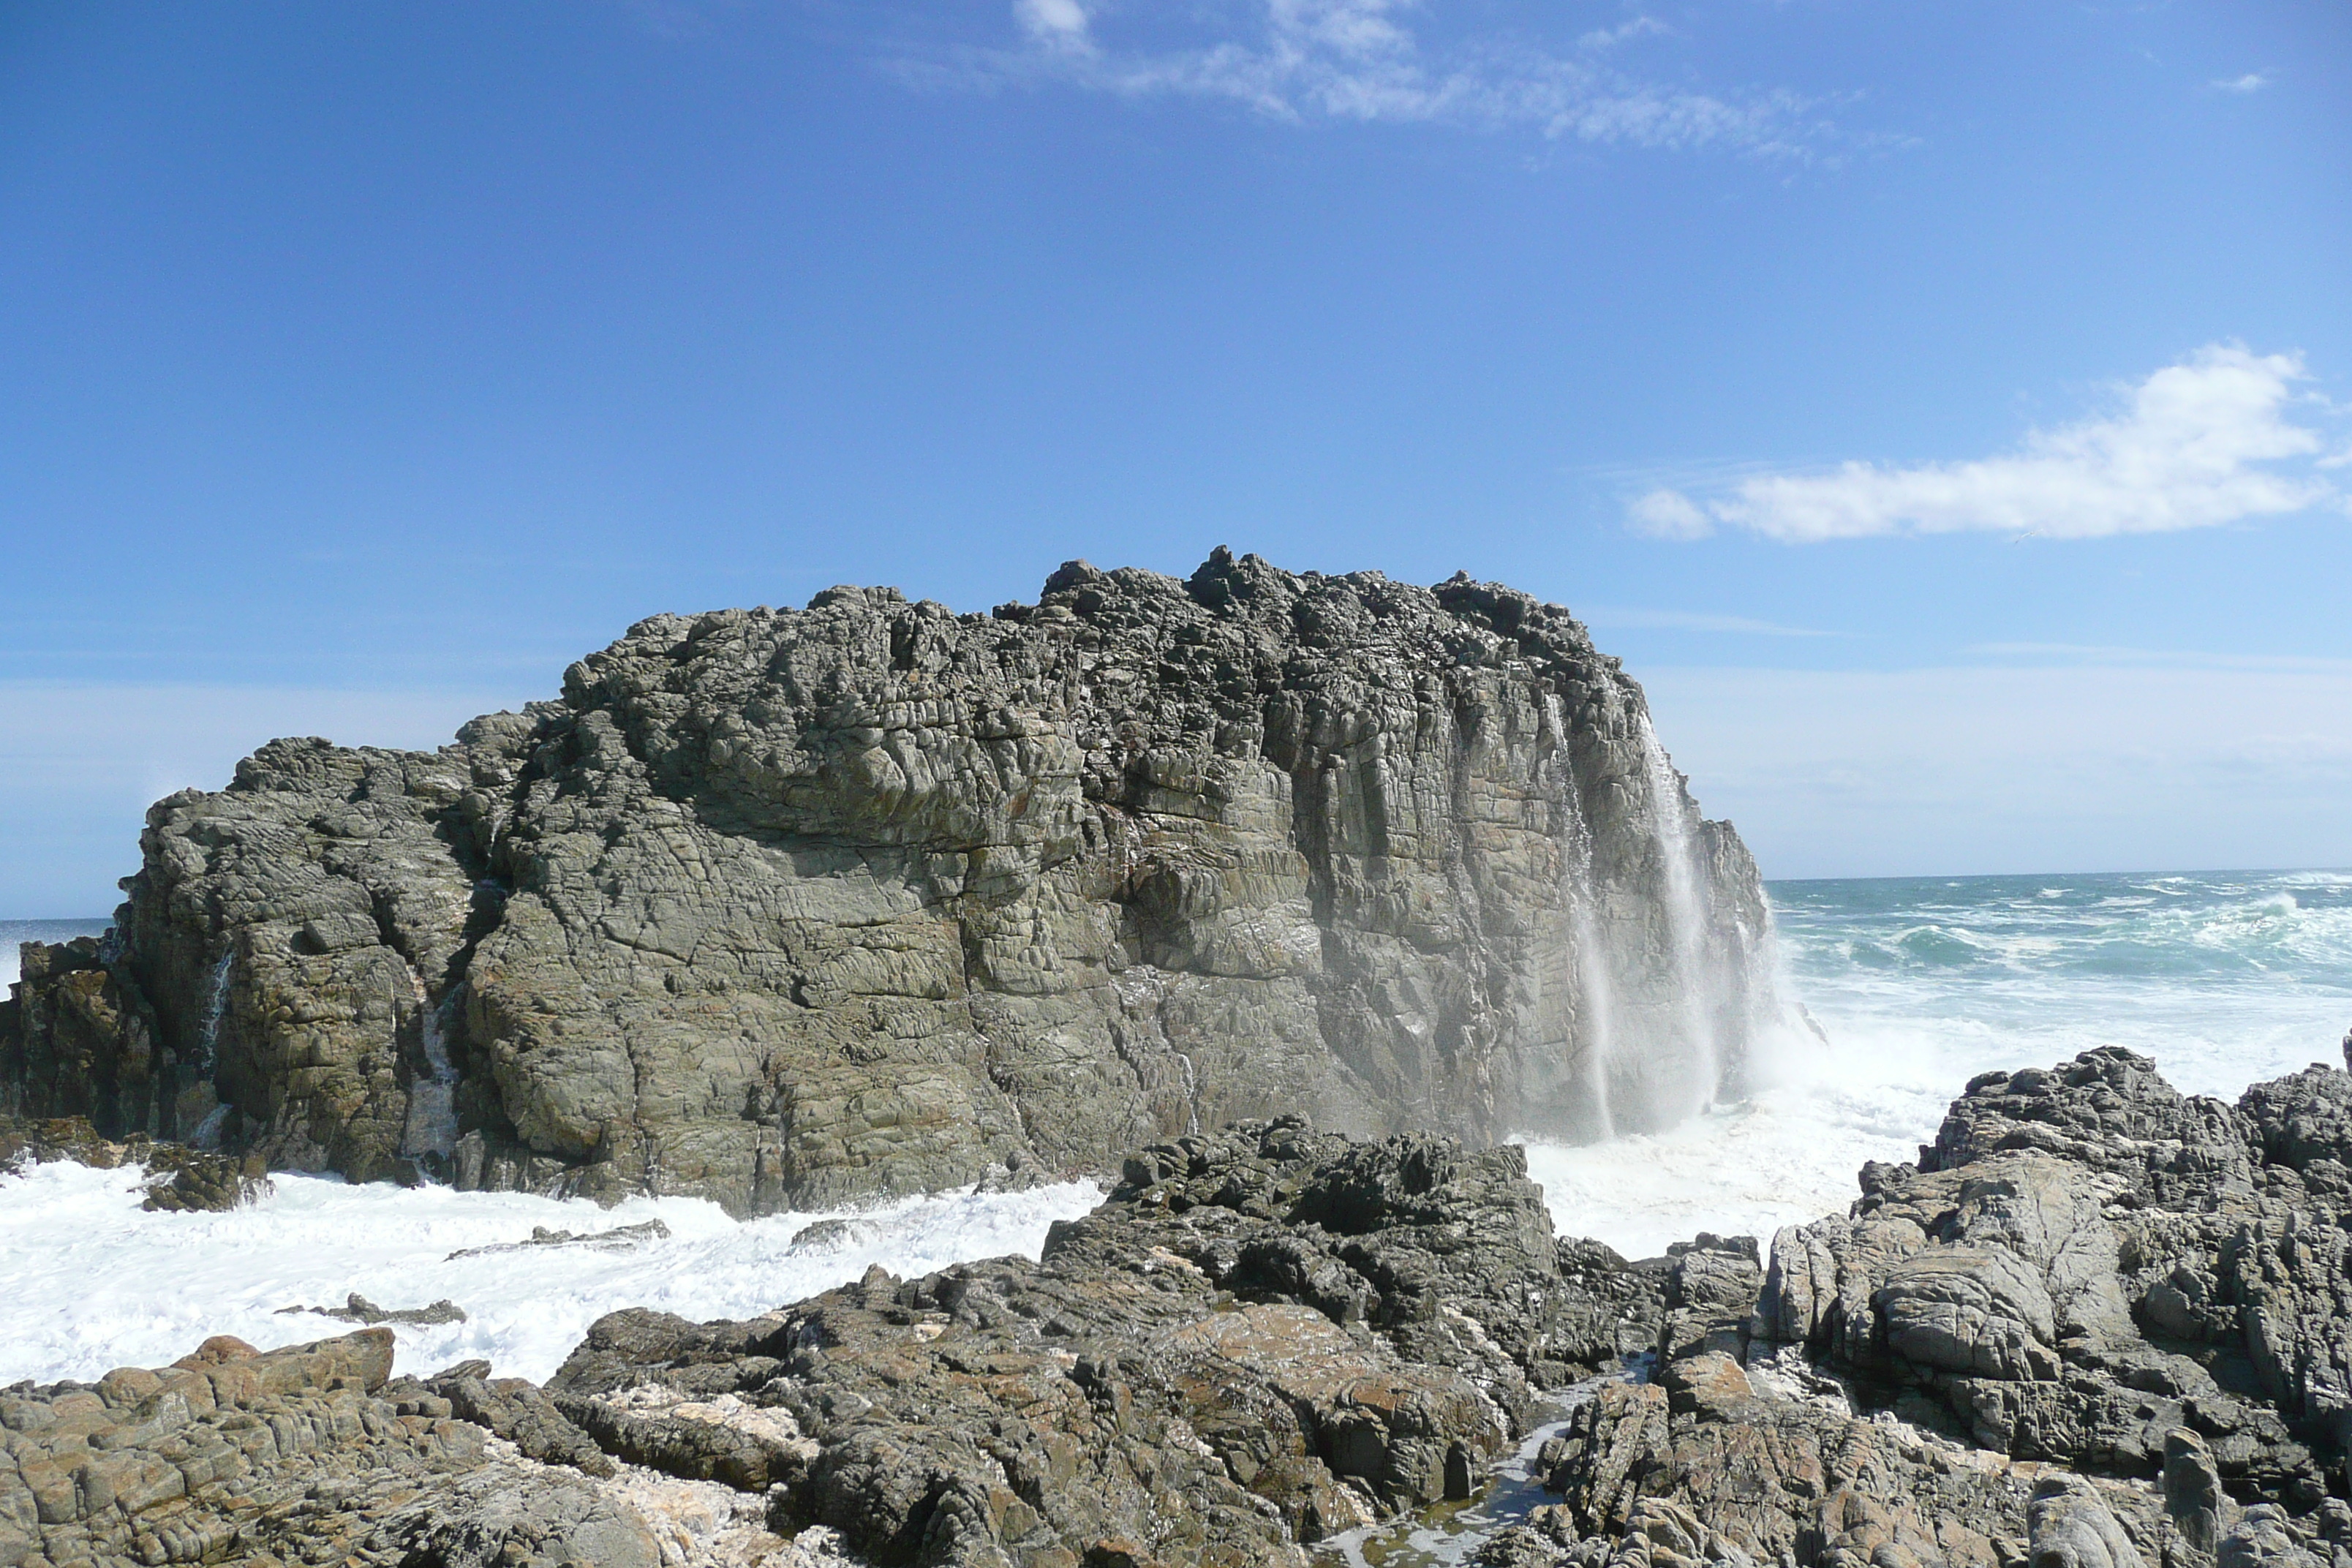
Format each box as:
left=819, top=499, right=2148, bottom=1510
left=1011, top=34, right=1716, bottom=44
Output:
left=1545, top=693, right=1624, bottom=1141
left=1638, top=717, right=1722, bottom=1119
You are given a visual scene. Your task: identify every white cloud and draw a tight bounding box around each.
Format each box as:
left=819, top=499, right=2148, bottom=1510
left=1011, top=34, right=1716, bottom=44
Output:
left=1634, top=344, right=2340, bottom=543
left=1628, top=487, right=1715, bottom=540
left=1015, top=0, right=1090, bottom=48
left=980, top=0, right=1828, bottom=155
left=2212, top=72, right=2269, bottom=93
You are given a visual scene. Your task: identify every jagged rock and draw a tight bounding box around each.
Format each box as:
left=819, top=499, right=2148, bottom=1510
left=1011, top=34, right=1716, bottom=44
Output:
left=1748, top=1049, right=2333, bottom=1506
left=0, top=1112, right=269, bottom=1212
left=277, top=1292, right=469, bottom=1325
left=5, top=551, right=1774, bottom=1213
left=2029, top=1475, right=2146, bottom=1568
left=519, top=1119, right=1667, bottom=1567
left=2218, top=1505, right=2327, bottom=1568
left=0, top=1330, right=494, bottom=1568
left=442, top=1218, right=672, bottom=1259
left=1523, top=1048, right=2352, bottom=1568
left=2167, top=1428, right=2231, bottom=1556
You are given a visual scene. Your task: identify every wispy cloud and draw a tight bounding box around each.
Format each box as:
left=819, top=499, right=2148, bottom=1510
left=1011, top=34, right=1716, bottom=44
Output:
left=949, top=1, right=1838, bottom=157
left=1631, top=344, right=2342, bottom=543
left=2211, top=72, right=2269, bottom=93
left=1581, top=606, right=1841, bottom=637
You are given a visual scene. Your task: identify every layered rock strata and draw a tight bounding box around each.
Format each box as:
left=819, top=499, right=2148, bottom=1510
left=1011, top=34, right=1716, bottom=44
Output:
left=2, top=551, right=1772, bottom=1212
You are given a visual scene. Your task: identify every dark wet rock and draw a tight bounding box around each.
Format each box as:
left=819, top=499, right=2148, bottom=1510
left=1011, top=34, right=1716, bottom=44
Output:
left=277, top=1292, right=469, bottom=1326
left=5, top=551, right=1774, bottom=1213
left=442, top=1218, right=672, bottom=1259
left=498, top=1120, right=1669, bottom=1566
left=0, top=1113, right=269, bottom=1212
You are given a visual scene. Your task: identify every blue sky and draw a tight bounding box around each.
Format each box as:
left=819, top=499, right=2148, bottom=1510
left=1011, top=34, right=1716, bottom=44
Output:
left=2, top=1, right=2348, bottom=911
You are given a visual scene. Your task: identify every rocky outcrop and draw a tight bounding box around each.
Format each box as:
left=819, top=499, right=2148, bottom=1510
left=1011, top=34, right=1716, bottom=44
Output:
left=1482, top=1048, right=2352, bottom=1568
left=2, top=551, right=1772, bottom=1213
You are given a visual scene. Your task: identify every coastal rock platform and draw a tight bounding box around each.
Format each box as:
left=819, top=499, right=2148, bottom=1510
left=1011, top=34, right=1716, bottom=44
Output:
left=17, top=1049, right=2352, bottom=1568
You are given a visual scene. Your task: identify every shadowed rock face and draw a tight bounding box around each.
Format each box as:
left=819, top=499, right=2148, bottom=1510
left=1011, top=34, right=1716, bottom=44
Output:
left=1, top=551, right=1771, bottom=1212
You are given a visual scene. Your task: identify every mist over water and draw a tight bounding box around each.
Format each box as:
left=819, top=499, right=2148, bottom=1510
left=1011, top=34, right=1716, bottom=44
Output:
left=1523, top=869, right=2352, bottom=1261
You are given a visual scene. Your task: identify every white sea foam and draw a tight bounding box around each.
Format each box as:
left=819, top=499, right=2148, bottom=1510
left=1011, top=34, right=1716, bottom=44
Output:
left=0, top=1161, right=1101, bottom=1387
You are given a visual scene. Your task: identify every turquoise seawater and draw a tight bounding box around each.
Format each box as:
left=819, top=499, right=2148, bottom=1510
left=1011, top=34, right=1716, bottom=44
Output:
left=1774, top=868, right=2352, bottom=1098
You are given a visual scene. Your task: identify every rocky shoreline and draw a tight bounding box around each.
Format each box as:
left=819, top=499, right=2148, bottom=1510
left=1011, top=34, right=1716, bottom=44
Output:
left=12, top=1046, right=2352, bottom=1568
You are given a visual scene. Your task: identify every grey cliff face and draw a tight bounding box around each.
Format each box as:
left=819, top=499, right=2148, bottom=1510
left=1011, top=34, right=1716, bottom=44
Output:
left=2, top=550, right=1774, bottom=1210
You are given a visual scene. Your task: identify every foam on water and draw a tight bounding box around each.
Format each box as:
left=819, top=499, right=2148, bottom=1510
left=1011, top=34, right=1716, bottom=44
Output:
left=0, top=1160, right=1101, bottom=1386
left=1526, top=868, right=2352, bottom=1261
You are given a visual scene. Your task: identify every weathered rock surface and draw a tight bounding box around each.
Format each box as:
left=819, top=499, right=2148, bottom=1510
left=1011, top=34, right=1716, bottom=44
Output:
left=4, top=551, right=1772, bottom=1212
left=1487, top=1049, right=2352, bottom=1568
left=0, top=1114, right=268, bottom=1213
left=534, top=1117, right=1667, bottom=1567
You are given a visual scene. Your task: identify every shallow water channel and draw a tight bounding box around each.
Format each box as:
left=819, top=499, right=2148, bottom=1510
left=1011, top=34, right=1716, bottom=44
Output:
left=1318, top=1368, right=1635, bottom=1567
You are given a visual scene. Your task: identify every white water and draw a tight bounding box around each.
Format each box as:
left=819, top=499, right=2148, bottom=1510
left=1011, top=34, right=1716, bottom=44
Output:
left=1545, top=696, right=1621, bottom=1141
left=1525, top=869, right=2352, bottom=1262
left=401, top=989, right=462, bottom=1161
left=0, top=1161, right=1100, bottom=1387
left=1638, top=723, right=1721, bottom=1120
left=195, top=948, right=232, bottom=1071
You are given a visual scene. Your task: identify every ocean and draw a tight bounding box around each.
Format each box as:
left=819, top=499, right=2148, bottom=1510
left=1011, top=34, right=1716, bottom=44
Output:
left=1522, top=867, right=2352, bottom=1259
left=6, top=870, right=2351, bottom=1386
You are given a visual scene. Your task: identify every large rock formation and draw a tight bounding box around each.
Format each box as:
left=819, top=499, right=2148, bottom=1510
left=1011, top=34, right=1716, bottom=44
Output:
left=2, top=551, right=1772, bottom=1213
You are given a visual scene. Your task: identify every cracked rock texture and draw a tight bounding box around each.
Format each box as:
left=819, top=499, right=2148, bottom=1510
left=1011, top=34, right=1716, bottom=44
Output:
left=3, top=551, right=1771, bottom=1213
left=1497, top=1048, right=2352, bottom=1568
